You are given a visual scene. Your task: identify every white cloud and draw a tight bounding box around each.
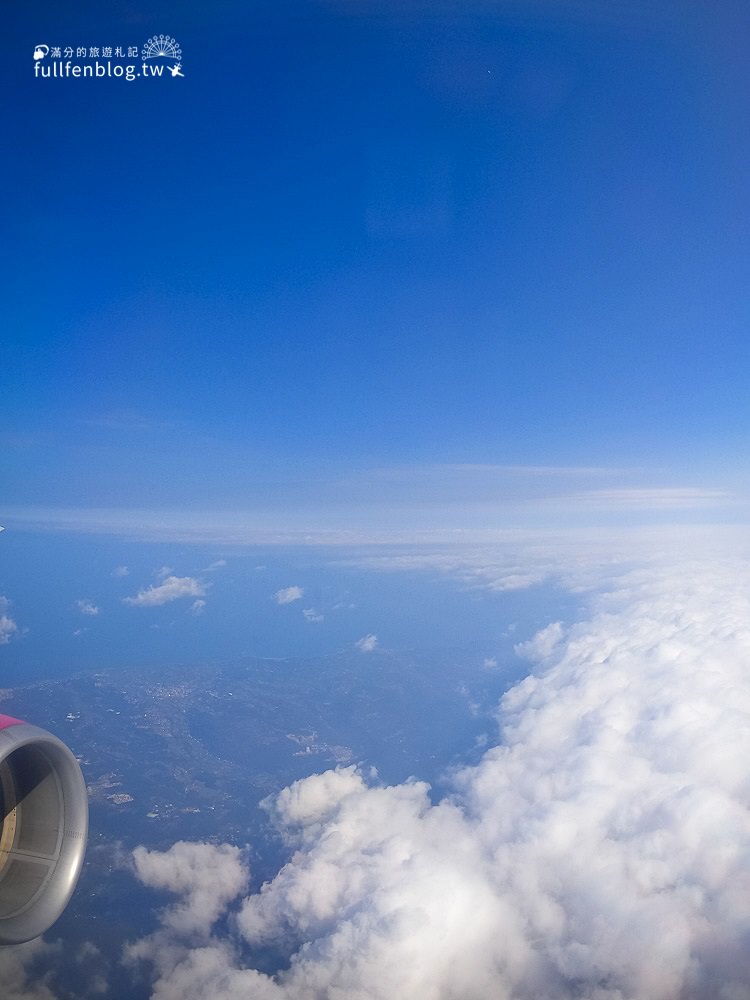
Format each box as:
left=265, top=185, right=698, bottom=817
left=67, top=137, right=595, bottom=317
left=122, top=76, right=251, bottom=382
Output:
left=354, top=633, right=377, bottom=653
left=564, top=487, right=733, bottom=510
left=302, top=608, right=324, bottom=623
left=482, top=656, right=497, bottom=669
left=155, top=565, right=174, bottom=580
left=344, top=525, right=721, bottom=595
left=76, top=599, right=100, bottom=616
left=515, top=620, right=564, bottom=660
left=127, top=558, right=750, bottom=999
left=124, top=576, right=206, bottom=608
left=129, top=841, right=248, bottom=936
left=205, top=559, right=228, bottom=572
left=0, top=938, right=59, bottom=999
left=112, top=565, right=129, bottom=577
left=190, top=599, right=207, bottom=616
left=133, top=943, right=281, bottom=1000
left=0, top=597, right=19, bottom=645
left=274, top=585, right=304, bottom=605
left=123, top=843, right=262, bottom=1000
left=70, top=941, right=110, bottom=995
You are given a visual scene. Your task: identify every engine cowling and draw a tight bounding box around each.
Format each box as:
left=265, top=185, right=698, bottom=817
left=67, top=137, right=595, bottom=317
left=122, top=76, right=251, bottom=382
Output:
left=0, top=715, right=88, bottom=944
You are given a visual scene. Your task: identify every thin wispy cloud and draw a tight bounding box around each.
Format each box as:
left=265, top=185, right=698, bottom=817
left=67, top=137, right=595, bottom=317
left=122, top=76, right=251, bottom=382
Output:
left=2, top=466, right=743, bottom=546
left=562, top=487, right=734, bottom=510
left=355, top=462, right=629, bottom=483
left=302, top=608, right=324, bottom=624
left=354, top=633, right=378, bottom=653
left=80, top=410, right=177, bottom=433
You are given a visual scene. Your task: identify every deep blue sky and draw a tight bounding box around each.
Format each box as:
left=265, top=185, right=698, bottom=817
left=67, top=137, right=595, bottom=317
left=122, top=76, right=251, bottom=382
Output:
left=6, top=1, right=750, bottom=506
left=3, top=1, right=750, bottom=677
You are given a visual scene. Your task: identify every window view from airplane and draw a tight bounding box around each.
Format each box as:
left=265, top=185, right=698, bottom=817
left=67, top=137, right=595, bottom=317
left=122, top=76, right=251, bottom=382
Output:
left=4, top=2, right=750, bottom=997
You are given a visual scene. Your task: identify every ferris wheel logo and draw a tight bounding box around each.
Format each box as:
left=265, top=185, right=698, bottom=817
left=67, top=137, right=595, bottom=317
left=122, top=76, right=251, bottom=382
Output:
left=142, top=35, right=181, bottom=60
left=141, top=34, right=184, bottom=77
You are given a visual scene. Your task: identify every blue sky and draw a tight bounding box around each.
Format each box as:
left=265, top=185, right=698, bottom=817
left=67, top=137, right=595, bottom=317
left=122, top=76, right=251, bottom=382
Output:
left=3, top=0, right=750, bottom=676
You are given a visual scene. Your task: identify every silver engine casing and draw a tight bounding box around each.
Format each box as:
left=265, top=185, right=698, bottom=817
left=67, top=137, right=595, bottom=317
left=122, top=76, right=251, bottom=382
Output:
left=0, top=721, right=88, bottom=944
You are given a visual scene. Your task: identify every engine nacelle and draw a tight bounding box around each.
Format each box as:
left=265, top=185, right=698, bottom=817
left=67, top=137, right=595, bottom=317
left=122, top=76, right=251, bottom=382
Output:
left=0, top=715, right=88, bottom=944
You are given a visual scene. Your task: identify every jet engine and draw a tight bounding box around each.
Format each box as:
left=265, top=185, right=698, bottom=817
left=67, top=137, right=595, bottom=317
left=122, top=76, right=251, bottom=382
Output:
left=0, top=715, right=88, bottom=944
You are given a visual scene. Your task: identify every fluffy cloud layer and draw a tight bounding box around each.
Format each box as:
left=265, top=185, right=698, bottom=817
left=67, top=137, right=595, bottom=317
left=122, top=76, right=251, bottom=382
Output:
left=127, top=559, right=750, bottom=999
left=0, top=940, right=59, bottom=1000
left=345, top=526, right=750, bottom=594
left=123, top=576, right=206, bottom=608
